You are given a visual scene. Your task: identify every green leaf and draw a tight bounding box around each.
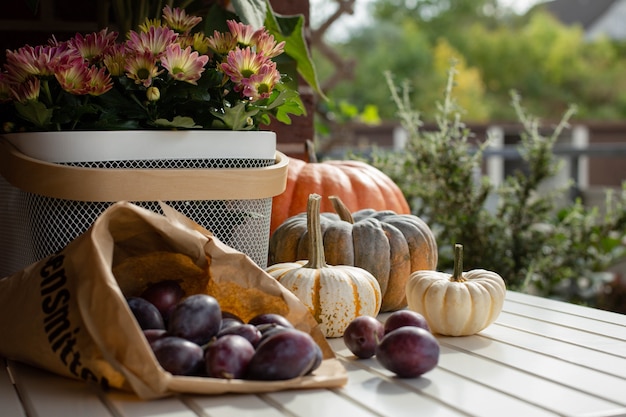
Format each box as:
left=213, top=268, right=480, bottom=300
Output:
left=202, top=4, right=238, bottom=33
left=360, top=105, right=382, bottom=124
left=275, top=95, right=305, bottom=125
left=262, top=2, right=325, bottom=98
left=271, top=86, right=305, bottom=115
left=231, top=0, right=267, bottom=29
left=154, top=116, right=202, bottom=129
left=212, top=102, right=259, bottom=130
left=15, top=100, right=53, bottom=129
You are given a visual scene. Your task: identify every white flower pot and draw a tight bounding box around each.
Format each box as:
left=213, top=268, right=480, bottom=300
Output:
left=5, top=130, right=277, bottom=162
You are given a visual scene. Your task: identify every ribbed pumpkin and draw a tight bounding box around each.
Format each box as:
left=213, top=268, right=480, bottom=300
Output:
left=270, top=141, right=410, bottom=235
left=265, top=194, right=382, bottom=338
left=269, top=195, right=438, bottom=312
left=406, top=244, right=506, bottom=336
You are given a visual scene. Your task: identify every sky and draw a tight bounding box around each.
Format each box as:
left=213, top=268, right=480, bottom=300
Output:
left=499, top=0, right=544, bottom=13
left=310, top=0, right=545, bottom=41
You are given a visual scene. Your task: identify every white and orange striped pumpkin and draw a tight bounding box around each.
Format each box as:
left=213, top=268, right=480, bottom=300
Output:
left=265, top=194, right=382, bottom=338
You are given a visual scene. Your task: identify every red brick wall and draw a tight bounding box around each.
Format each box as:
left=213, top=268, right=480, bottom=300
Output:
left=585, top=122, right=626, bottom=187
left=267, top=0, right=313, bottom=160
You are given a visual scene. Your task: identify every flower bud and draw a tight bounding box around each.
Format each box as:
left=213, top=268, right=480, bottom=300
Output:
left=3, top=122, right=15, bottom=133
left=146, top=86, right=160, bottom=101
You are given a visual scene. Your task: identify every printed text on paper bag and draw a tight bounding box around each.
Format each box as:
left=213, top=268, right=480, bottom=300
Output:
left=40, top=254, right=110, bottom=390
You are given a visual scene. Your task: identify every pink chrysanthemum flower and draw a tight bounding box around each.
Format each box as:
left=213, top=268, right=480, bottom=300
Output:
left=241, top=62, right=280, bottom=100
left=4, top=44, right=70, bottom=83
left=69, top=29, right=118, bottom=64
left=85, top=66, right=113, bottom=96
left=162, top=6, right=202, bottom=34
left=4, top=47, right=40, bottom=83
left=207, top=30, right=237, bottom=56
left=10, top=77, right=40, bottom=103
left=126, top=26, right=178, bottom=58
left=220, top=47, right=268, bottom=85
left=0, top=6, right=297, bottom=132
left=102, top=44, right=127, bottom=77
left=253, top=30, right=285, bottom=59
left=227, top=20, right=257, bottom=47
left=161, top=43, right=209, bottom=85
left=125, top=52, right=161, bottom=87
left=54, top=57, right=91, bottom=95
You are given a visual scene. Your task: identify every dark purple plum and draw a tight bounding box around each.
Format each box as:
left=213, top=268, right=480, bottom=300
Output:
left=151, top=336, right=204, bottom=376
left=248, top=313, right=294, bottom=328
left=168, top=294, right=221, bottom=345
left=256, top=323, right=291, bottom=345
left=143, top=329, right=167, bottom=345
left=220, top=317, right=243, bottom=332
left=222, top=311, right=243, bottom=322
left=140, top=280, right=185, bottom=321
left=127, top=296, right=165, bottom=330
left=384, top=310, right=430, bottom=334
left=217, top=323, right=262, bottom=346
left=375, top=327, right=440, bottom=378
left=255, top=322, right=286, bottom=334
left=246, top=328, right=318, bottom=380
left=306, top=342, right=323, bottom=375
left=205, top=335, right=255, bottom=379
left=343, top=315, right=385, bottom=359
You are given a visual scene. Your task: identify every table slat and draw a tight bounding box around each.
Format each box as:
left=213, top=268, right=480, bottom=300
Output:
left=105, top=391, right=199, bottom=417
left=9, top=361, right=114, bottom=417
left=1, top=358, right=27, bottom=417
left=482, top=323, right=626, bottom=377
left=437, top=344, right=623, bottom=417
left=439, top=333, right=626, bottom=405
left=332, top=362, right=465, bottom=417
left=185, top=393, right=287, bottom=417
left=502, top=301, right=626, bottom=341
left=496, top=311, right=626, bottom=358
left=265, top=388, right=386, bottom=417
left=329, top=339, right=560, bottom=417
left=506, top=292, right=626, bottom=326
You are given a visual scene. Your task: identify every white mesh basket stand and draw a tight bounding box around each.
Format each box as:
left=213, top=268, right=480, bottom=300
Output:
left=0, top=132, right=288, bottom=277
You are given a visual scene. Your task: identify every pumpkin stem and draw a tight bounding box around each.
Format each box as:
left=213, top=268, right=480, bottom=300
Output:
left=303, top=193, right=328, bottom=269
left=306, top=139, right=318, bottom=163
left=450, top=243, right=466, bottom=282
left=329, top=195, right=355, bottom=224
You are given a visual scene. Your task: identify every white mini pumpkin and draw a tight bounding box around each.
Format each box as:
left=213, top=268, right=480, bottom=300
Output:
left=405, top=244, right=506, bottom=336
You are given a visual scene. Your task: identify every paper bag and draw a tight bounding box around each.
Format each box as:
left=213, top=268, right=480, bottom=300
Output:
left=0, top=201, right=347, bottom=399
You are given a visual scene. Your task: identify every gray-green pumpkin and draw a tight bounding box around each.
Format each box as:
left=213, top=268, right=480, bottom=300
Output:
left=269, top=195, right=438, bottom=312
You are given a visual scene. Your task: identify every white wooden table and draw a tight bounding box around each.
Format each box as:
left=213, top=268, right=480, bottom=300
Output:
left=2, top=291, right=625, bottom=417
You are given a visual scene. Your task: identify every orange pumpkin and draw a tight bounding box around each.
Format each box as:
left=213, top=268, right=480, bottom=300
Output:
left=271, top=141, right=410, bottom=235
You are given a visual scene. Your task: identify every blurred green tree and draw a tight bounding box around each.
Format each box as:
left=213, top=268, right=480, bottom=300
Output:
left=313, top=0, right=626, bottom=122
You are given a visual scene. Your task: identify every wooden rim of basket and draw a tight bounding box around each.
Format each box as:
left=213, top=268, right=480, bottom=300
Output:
left=0, top=138, right=289, bottom=202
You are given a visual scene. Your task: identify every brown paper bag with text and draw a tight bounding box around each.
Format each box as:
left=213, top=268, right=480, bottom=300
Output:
left=0, top=201, right=347, bottom=399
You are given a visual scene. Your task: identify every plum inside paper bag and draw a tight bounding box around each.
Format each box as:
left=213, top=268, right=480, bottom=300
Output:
left=112, top=204, right=322, bottom=333
left=0, top=201, right=346, bottom=399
